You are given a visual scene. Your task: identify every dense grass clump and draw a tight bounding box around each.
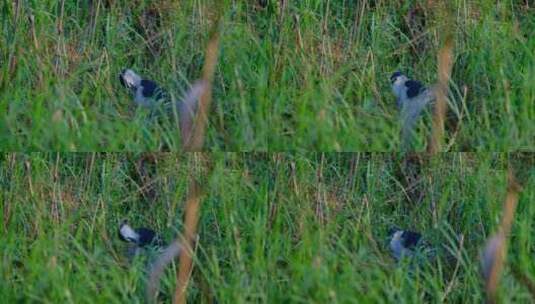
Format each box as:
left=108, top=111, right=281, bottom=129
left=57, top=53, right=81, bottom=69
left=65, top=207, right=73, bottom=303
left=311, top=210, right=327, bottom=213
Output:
left=1, top=1, right=533, bottom=150
left=1, top=153, right=533, bottom=302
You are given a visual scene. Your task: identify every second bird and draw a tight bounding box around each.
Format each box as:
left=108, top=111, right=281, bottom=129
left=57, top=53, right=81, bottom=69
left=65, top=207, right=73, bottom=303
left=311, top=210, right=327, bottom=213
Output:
left=390, top=71, right=436, bottom=150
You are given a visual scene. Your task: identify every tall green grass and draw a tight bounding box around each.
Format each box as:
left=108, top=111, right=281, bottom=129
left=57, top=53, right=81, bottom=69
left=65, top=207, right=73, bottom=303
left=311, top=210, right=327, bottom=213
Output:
left=1, top=1, right=268, bottom=150
left=1, top=1, right=533, bottom=150
left=267, top=1, right=535, bottom=150
left=1, top=153, right=533, bottom=302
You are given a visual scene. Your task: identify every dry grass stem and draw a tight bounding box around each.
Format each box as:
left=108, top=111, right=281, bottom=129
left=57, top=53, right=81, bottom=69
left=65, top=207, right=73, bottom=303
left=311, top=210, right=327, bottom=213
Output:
left=428, top=36, right=453, bottom=153
left=185, top=21, right=221, bottom=151
left=174, top=179, right=202, bottom=304
left=427, top=0, right=454, bottom=153
left=481, top=170, right=522, bottom=304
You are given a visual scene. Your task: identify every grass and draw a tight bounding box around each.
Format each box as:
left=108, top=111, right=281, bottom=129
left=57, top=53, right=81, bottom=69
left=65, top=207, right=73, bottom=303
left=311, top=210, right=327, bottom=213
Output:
left=1, top=153, right=534, bottom=303
left=1, top=1, right=534, bottom=150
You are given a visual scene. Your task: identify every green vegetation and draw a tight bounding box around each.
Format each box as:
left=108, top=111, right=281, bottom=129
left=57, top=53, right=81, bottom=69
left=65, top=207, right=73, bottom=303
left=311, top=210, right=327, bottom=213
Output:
left=2, top=153, right=534, bottom=302
left=1, top=1, right=534, bottom=150
left=1, top=1, right=268, bottom=150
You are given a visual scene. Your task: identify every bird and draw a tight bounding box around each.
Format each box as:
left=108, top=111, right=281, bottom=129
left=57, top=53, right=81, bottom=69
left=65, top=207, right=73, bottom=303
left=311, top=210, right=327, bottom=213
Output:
left=390, top=71, right=429, bottom=109
left=390, top=71, right=436, bottom=149
left=118, top=68, right=207, bottom=147
left=119, top=69, right=168, bottom=108
left=388, top=227, right=423, bottom=260
left=118, top=219, right=164, bottom=248
left=117, top=219, right=189, bottom=303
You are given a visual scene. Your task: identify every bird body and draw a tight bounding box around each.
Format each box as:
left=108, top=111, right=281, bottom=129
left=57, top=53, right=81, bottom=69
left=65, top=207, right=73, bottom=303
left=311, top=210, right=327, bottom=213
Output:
left=390, top=71, right=429, bottom=108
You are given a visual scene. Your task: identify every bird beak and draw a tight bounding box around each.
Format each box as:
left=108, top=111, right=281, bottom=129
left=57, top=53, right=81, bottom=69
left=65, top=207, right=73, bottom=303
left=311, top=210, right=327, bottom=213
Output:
left=119, top=72, right=126, bottom=88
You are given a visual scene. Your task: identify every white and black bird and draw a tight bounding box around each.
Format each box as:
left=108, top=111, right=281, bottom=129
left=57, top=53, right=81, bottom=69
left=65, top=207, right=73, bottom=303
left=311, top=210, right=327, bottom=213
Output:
left=118, top=219, right=164, bottom=248
left=117, top=219, right=186, bottom=302
left=388, top=227, right=423, bottom=260
left=119, top=69, right=168, bottom=108
left=390, top=71, right=436, bottom=149
left=390, top=71, right=430, bottom=109
left=119, top=68, right=206, bottom=146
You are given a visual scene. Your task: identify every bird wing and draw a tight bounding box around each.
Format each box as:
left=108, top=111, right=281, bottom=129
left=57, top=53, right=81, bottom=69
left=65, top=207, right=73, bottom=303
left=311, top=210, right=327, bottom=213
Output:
left=405, top=80, right=425, bottom=98
left=140, top=79, right=165, bottom=100
left=135, top=227, right=157, bottom=246
left=401, top=231, right=421, bottom=248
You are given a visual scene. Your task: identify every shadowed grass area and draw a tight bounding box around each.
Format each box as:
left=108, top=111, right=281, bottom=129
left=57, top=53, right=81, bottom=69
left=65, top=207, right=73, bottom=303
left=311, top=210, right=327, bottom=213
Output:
left=1, top=153, right=533, bottom=302
left=1, top=1, right=533, bottom=151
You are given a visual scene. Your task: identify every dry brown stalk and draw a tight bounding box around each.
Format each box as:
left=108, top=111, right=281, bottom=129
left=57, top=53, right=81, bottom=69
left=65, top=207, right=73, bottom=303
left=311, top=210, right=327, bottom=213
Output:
left=428, top=36, right=453, bottom=153
left=173, top=178, right=203, bottom=304
left=184, top=21, right=221, bottom=151
left=145, top=155, right=206, bottom=304
left=427, top=1, right=454, bottom=153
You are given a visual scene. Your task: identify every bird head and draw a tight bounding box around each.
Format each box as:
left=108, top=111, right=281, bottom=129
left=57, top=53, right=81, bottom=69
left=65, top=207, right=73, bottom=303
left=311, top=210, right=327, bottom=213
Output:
left=390, top=71, right=408, bottom=86
left=390, top=71, right=411, bottom=103
left=119, top=69, right=142, bottom=91
left=387, top=226, right=402, bottom=237
left=118, top=219, right=139, bottom=243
